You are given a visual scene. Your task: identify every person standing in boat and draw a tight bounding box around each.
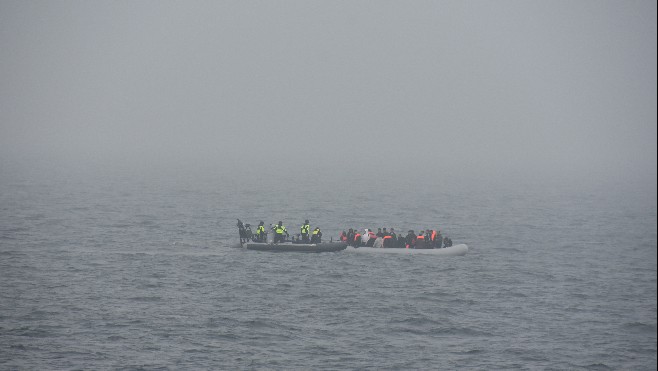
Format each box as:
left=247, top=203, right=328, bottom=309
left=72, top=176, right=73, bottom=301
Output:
left=382, top=232, right=394, bottom=248
left=366, top=229, right=377, bottom=247
left=435, top=230, right=443, bottom=248
left=237, top=219, right=246, bottom=243
left=255, top=221, right=266, bottom=242
left=360, top=229, right=369, bottom=246
left=389, top=228, right=397, bottom=241
left=272, top=221, right=289, bottom=244
left=405, top=230, right=416, bottom=249
left=353, top=230, right=362, bottom=247
left=416, top=230, right=427, bottom=249
left=397, top=232, right=406, bottom=248
left=443, top=236, right=453, bottom=247
left=311, top=227, right=322, bottom=243
left=346, top=228, right=355, bottom=244
left=300, top=220, right=310, bottom=242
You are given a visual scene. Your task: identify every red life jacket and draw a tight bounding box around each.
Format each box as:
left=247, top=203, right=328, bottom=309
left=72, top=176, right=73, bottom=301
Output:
left=354, top=233, right=361, bottom=242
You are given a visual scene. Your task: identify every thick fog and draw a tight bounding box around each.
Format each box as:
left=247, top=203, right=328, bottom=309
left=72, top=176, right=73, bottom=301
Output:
left=1, top=1, right=656, bottom=187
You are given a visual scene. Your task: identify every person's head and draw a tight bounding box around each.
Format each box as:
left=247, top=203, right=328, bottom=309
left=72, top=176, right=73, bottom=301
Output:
left=278, top=221, right=282, bottom=225
left=305, top=220, right=309, bottom=224
left=391, top=228, right=395, bottom=232
left=259, top=221, right=264, bottom=225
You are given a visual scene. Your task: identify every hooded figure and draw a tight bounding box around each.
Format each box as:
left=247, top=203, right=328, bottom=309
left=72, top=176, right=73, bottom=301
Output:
left=272, top=221, right=288, bottom=243
left=361, top=229, right=371, bottom=245
left=255, top=221, right=266, bottom=242
left=311, top=227, right=322, bottom=243
left=237, top=219, right=246, bottom=242
left=301, top=220, right=311, bottom=242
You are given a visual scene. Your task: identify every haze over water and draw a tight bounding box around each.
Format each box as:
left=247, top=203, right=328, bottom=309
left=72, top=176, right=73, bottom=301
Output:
left=1, top=161, right=656, bottom=369
left=1, top=1, right=656, bottom=369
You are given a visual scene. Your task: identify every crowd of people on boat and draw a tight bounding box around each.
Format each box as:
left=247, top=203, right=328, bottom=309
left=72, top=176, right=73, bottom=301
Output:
left=237, top=219, right=323, bottom=244
left=238, top=219, right=454, bottom=248
left=340, top=228, right=452, bottom=249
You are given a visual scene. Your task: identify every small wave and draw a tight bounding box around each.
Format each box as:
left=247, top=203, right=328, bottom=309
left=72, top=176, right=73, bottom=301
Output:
left=495, top=247, right=526, bottom=253
left=621, top=322, right=656, bottom=334
left=583, top=363, right=613, bottom=370
left=437, top=327, right=490, bottom=337
left=23, top=214, right=46, bottom=220
left=389, top=316, right=441, bottom=327
left=387, top=320, right=490, bottom=337
left=109, top=223, right=133, bottom=229
left=208, top=332, right=240, bottom=341
left=183, top=348, right=206, bottom=354
left=171, top=241, right=209, bottom=249
left=460, top=349, right=484, bottom=354
left=128, top=296, right=162, bottom=302
left=390, top=326, right=490, bottom=337
left=8, top=326, right=54, bottom=338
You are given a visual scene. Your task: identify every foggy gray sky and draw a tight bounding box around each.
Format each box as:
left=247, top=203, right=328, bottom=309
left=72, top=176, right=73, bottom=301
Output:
left=1, top=1, right=656, bottom=185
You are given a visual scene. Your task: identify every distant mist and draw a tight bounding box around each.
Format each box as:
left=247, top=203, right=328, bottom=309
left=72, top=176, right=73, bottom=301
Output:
left=1, top=1, right=656, bottom=190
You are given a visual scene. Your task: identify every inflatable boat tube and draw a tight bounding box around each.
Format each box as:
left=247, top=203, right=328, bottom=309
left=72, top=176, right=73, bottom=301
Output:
left=345, top=244, right=468, bottom=256
left=242, top=241, right=348, bottom=253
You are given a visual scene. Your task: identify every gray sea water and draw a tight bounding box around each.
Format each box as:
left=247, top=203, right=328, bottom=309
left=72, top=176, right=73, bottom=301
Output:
left=1, top=161, right=656, bottom=370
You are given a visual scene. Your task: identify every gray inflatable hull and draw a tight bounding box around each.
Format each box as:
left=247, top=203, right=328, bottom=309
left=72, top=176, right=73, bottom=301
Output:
left=242, top=242, right=348, bottom=253
left=345, top=244, right=468, bottom=256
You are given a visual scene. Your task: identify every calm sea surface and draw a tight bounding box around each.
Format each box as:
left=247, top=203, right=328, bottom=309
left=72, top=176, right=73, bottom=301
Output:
left=1, top=161, right=656, bottom=370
